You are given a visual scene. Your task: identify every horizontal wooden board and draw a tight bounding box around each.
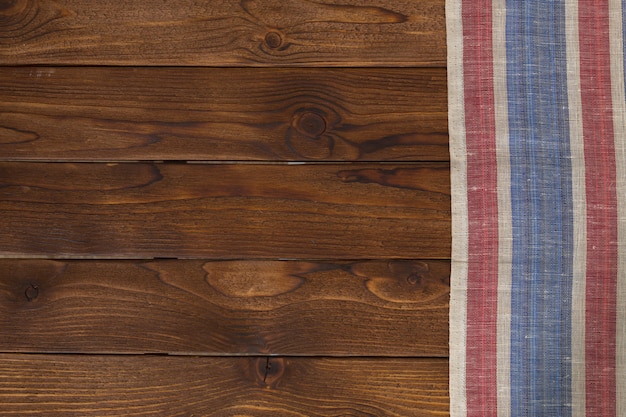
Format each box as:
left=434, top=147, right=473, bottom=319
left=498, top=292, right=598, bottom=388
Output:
left=0, top=162, right=451, bottom=259
left=0, top=259, right=449, bottom=356
left=0, top=67, right=448, bottom=162
left=0, top=354, right=449, bottom=416
left=0, top=0, right=445, bottom=66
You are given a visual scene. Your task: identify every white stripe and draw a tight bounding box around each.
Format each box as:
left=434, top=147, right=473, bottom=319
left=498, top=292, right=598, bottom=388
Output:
left=446, top=0, right=468, bottom=416
left=564, top=1, right=587, bottom=416
left=608, top=1, right=626, bottom=415
left=491, top=1, right=511, bottom=416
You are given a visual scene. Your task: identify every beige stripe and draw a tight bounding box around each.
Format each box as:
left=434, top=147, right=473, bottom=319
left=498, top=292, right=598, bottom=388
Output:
left=608, top=1, right=626, bottom=415
left=564, top=1, right=587, bottom=416
left=446, top=0, right=468, bottom=416
left=491, top=1, right=511, bottom=416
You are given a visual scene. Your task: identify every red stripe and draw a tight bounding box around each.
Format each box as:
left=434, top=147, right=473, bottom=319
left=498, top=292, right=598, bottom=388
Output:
left=462, top=2, right=499, bottom=416
left=578, top=1, right=618, bottom=415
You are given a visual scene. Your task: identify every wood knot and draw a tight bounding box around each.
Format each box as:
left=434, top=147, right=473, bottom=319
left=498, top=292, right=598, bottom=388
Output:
left=295, top=111, right=327, bottom=138
left=264, top=31, right=283, bottom=49
left=406, top=273, right=421, bottom=286
left=25, top=284, right=39, bottom=302
left=359, top=261, right=442, bottom=303
left=284, top=108, right=335, bottom=159
left=0, top=0, right=19, bottom=12
left=0, top=0, right=29, bottom=17
left=256, top=357, right=285, bottom=387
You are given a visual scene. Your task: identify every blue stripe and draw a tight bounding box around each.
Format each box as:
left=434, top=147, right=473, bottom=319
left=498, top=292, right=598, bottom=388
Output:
left=505, top=2, right=574, bottom=416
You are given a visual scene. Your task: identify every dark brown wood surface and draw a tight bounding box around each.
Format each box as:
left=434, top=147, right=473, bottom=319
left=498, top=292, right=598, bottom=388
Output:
left=1, top=0, right=450, bottom=414
left=0, top=162, right=451, bottom=259
left=0, top=259, right=449, bottom=355
left=0, top=0, right=445, bottom=66
left=0, top=355, right=449, bottom=416
left=0, top=67, right=448, bottom=162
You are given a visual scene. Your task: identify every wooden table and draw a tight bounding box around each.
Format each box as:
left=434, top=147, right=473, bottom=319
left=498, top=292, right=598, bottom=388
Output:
left=0, top=1, right=450, bottom=415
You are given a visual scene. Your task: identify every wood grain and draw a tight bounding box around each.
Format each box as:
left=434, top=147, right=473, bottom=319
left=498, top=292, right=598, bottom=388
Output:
left=0, top=259, right=449, bottom=355
left=1, top=0, right=452, bottom=413
left=0, top=0, right=445, bottom=66
left=0, top=162, right=451, bottom=259
left=0, top=354, right=449, bottom=416
left=0, top=67, right=448, bottom=162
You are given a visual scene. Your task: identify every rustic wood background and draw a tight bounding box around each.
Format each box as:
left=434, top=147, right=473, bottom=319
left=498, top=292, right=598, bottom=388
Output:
left=0, top=0, right=449, bottom=415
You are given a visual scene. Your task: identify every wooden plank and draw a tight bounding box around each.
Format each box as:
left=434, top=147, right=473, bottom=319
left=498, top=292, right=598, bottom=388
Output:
left=0, top=0, right=445, bottom=66
left=0, top=67, right=448, bottom=162
left=0, top=354, right=449, bottom=416
left=0, top=259, right=449, bottom=356
left=0, top=162, right=451, bottom=259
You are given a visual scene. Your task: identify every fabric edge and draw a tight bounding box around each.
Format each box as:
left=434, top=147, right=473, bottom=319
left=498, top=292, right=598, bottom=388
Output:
left=446, top=0, right=468, bottom=416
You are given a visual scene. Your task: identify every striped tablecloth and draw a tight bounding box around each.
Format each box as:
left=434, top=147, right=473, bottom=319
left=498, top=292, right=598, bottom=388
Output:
left=447, top=1, right=625, bottom=416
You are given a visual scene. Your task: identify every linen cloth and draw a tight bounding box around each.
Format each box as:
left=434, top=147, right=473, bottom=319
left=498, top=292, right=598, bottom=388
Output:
left=447, top=1, right=626, bottom=416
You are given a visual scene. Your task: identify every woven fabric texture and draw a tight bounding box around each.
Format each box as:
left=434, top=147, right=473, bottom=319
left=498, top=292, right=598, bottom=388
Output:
left=447, top=1, right=626, bottom=416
